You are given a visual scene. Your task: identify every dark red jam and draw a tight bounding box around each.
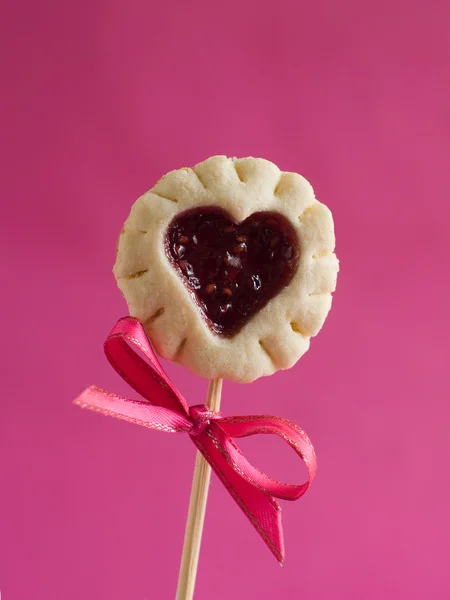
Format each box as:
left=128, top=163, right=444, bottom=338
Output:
left=165, top=207, right=299, bottom=336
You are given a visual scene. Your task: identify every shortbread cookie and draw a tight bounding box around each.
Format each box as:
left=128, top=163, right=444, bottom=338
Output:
left=114, top=156, right=338, bottom=383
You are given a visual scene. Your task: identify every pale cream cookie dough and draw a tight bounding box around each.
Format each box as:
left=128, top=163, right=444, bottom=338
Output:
left=114, top=156, right=338, bottom=383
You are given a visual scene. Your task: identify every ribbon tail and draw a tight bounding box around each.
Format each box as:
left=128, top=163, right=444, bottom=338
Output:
left=74, top=386, right=192, bottom=433
left=192, top=431, right=285, bottom=564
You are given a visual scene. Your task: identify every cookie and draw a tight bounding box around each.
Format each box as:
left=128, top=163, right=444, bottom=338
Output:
left=114, top=156, right=338, bottom=383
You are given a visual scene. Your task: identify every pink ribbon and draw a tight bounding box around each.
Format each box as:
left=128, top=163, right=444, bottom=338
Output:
left=74, top=317, right=316, bottom=563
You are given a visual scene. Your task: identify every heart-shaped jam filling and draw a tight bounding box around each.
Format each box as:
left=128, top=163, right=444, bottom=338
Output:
left=165, top=207, right=299, bottom=336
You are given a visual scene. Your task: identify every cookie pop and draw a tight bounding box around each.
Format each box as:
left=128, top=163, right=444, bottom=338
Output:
left=76, top=156, right=338, bottom=600
left=114, top=155, right=338, bottom=383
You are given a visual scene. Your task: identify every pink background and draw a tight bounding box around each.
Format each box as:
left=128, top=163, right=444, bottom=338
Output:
left=1, top=1, right=449, bottom=598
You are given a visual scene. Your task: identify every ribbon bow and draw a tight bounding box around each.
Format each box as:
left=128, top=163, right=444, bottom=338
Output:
left=74, top=317, right=316, bottom=563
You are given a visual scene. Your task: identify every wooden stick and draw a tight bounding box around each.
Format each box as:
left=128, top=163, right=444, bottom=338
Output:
left=175, top=378, right=223, bottom=600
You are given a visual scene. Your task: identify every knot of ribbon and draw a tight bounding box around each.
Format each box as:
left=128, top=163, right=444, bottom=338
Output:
left=74, top=317, right=316, bottom=563
left=189, top=405, right=221, bottom=436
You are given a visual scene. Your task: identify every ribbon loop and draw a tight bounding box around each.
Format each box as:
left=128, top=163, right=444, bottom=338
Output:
left=105, top=317, right=189, bottom=413
left=218, top=415, right=316, bottom=500
left=74, top=317, right=316, bottom=563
